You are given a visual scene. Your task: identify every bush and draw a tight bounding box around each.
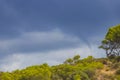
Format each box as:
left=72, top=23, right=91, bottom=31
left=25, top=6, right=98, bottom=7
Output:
left=115, top=69, right=120, bottom=75
left=94, top=58, right=108, bottom=65
left=84, top=68, right=95, bottom=79
left=115, top=75, right=120, bottom=80
left=79, top=71, right=90, bottom=80
left=115, top=56, right=120, bottom=62
left=111, top=63, right=120, bottom=69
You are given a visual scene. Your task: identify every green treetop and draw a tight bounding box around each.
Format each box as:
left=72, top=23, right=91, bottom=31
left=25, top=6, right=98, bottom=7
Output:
left=99, top=24, right=120, bottom=57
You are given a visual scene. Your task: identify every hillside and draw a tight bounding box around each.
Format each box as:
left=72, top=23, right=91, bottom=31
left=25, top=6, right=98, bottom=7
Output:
left=0, top=55, right=120, bottom=80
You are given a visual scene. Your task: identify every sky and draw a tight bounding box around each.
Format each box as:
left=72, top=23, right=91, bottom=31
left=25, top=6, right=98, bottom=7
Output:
left=0, top=0, right=120, bottom=71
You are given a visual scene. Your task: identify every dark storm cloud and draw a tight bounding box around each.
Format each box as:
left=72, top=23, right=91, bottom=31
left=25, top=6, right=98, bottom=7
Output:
left=0, top=0, right=120, bottom=56
left=0, top=0, right=120, bottom=38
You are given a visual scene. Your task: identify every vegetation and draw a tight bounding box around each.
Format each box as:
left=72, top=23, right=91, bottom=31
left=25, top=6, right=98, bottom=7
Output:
left=0, top=55, right=104, bottom=80
left=0, top=55, right=120, bottom=80
left=99, top=24, right=120, bottom=58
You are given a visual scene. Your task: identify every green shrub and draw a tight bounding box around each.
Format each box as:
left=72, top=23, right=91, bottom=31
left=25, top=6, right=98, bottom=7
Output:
left=115, top=69, right=120, bottom=75
left=79, top=71, right=90, bottom=80
left=83, top=68, right=95, bottom=79
left=115, top=75, right=120, bottom=80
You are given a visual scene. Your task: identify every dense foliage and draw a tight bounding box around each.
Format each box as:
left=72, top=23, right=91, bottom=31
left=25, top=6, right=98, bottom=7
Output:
left=0, top=55, right=104, bottom=80
left=99, top=24, right=120, bottom=58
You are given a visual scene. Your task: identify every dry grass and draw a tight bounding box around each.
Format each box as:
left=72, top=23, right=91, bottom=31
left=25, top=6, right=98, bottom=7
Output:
left=96, top=64, right=117, bottom=80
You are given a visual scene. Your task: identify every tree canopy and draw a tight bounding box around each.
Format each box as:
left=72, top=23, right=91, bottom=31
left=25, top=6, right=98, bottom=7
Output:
left=99, top=24, right=120, bottom=57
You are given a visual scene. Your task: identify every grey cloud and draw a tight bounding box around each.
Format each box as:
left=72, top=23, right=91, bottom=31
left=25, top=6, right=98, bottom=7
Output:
left=0, top=29, right=83, bottom=57
left=0, top=42, right=105, bottom=71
